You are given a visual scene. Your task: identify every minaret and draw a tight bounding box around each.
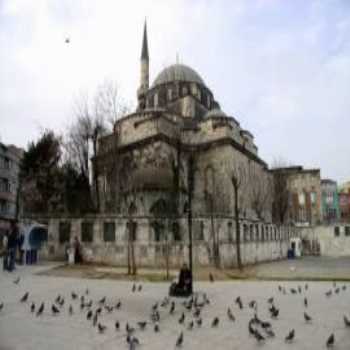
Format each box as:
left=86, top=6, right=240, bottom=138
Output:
left=140, top=20, right=149, bottom=90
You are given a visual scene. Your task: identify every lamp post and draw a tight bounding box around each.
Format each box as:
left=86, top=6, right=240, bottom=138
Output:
left=187, top=153, right=194, bottom=294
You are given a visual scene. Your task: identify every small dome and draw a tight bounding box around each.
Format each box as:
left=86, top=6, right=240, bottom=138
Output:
left=153, top=64, right=205, bottom=87
left=205, top=108, right=227, bottom=118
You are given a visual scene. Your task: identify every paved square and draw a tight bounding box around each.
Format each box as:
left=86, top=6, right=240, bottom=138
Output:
left=1, top=262, right=350, bottom=350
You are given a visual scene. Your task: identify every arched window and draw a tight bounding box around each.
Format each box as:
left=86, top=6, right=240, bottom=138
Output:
left=250, top=225, right=254, bottom=241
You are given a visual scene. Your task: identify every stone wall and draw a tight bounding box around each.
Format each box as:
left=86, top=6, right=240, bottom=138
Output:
left=36, top=215, right=297, bottom=268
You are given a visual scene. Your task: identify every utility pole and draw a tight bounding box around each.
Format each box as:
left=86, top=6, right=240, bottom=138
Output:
left=187, top=152, right=194, bottom=294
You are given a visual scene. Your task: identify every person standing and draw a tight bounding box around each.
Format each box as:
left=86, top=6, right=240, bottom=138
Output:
left=18, top=228, right=24, bottom=265
left=7, top=220, right=19, bottom=272
left=2, top=231, right=8, bottom=271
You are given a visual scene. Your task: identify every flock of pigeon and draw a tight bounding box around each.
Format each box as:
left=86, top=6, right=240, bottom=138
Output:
left=1, top=275, right=350, bottom=349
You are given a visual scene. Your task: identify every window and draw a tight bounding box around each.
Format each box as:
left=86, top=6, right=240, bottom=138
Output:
left=81, top=222, right=93, bottom=242
left=103, top=222, right=115, bottom=242
left=334, top=226, right=340, bottom=237
left=172, top=222, right=181, bottom=241
left=59, top=222, right=71, bottom=244
left=250, top=225, right=254, bottom=241
left=345, top=226, right=350, bottom=237
left=255, top=224, right=259, bottom=241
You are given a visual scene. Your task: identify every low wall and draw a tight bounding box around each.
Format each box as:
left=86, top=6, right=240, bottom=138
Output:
left=299, top=224, right=350, bottom=257
left=33, top=215, right=297, bottom=268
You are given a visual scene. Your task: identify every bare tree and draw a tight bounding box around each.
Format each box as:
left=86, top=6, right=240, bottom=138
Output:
left=250, top=167, right=272, bottom=221
left=230, top=162, right=247, bottom=270
left=270, top=159, right=290, bottom=224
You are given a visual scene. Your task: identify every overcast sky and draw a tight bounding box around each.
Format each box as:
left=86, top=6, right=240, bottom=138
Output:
left=1, top=0, right=349, bottom=183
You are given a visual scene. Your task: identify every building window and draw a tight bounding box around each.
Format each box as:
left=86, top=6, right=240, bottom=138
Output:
left=103, top=222, right=115, bottom=242
left=59, top=222, right=71, bottom=244
left=228, top=222, right=233, bottom=242
left=250, top=225, right=254, bottom=241
left=255, top=224, right=259, bottom=241
left=345, top=226, right=350, bottom=237
left=81, top=222, right=94, bottom=242
left=334, top=226, right=340, bottom=237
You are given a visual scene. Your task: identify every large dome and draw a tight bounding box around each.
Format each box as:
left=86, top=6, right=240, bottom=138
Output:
left=152, top=64, right=205, bottom=87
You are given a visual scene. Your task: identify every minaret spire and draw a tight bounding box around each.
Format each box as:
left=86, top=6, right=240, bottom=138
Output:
left=141, top=20, right=149, bottom=61
left=137, top=19, right=149, bottom=110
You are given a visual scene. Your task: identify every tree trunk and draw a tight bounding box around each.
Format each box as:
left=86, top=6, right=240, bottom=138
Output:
left=234, top=186, right=243, bottom=270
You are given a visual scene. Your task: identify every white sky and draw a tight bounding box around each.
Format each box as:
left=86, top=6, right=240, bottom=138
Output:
left=1, top=0, right=350, bottom=183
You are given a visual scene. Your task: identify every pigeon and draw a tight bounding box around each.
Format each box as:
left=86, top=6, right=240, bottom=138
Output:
left=325, top=290, right=332, bottom=297
left=169, top=301, right=175, bottom=314
left=36, top=302, right=44, bottom=316
left=20, top=292, right=29, bottom=302
left=126, top=323, right=135, bottom=335
left=304, top=297, right=308, bottom=307
left=137, top=321, right=147, bottom=330
left=235, top=296, right=243, bottom=309
left=30, top=302, right=35, bottom=313
left=211, top=317, right=219, bottom=327
left=209, top=273, right=214, bottom=282
left=98, top=323, right=107, bottom=333
left=132, top=284, right=136, bottom=292
left=227, top=308, right=235, bottom=322
left=249, top=300, right=257, bottom=309
left=267, top=297, right=274, bottom=304
left=290, top=288, right=297, bottom=294
left=138, top=285, right=142, bottom=292
left=261, top=321, right=271, bottom=329
left=96, top=307, right=102, bottom=314
left=154, top=323, right=160, bottom=332
left=115, top=301, right=122, bottom=310
left=342, top=285, right=347, bottom=291
left=176, top=332, right=183, bottom=347
left=270, top=308, right=279, bottom=319
left=52, top=304, right=60, bottom=314
left=71, top=292, right=78, bottom=300
left=152, top=302, right=159, bottom=312
left=93, top=313, right=98, bottom=327
left=278, top=285, right=282, bottom=292
left=285, top=329, right=295, bottom=342
left=85, top=288, right=89, bottom=295
left=115, top=321, right=120, bottom=330
left=87, top=310, right=93, bottom=320
left=55, top=295, right=61, bottom=304
left=298, top=286, right=302, bottom=294
left=65, top=38, right=70, bottom=44
left=69, top=305, right=73, bottom=315
left=304, top=312, right=312, bottom=322
left=335, top=287, right=340, bottom=294
left=343, top=315, right=350, bottom=327
left=193, top=308, right=201, bottom=318
left=98, top=297, right=106, bottom=305
left=13, top=277, right=20, bottom=285
left=0, top=302, right=3, bottom=311
left=305, top=283, right=309, bottom=291
left=86, top=300, right=93, bottom=308
left=58, top=298, right=65, bottom=307
left=196, top=318, right=202, bottom=327
left=326, top=333, right=334, bottom=348
left=179, top=312, right=185, bottom=324
left=187, top=320, right=194, bottom=330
